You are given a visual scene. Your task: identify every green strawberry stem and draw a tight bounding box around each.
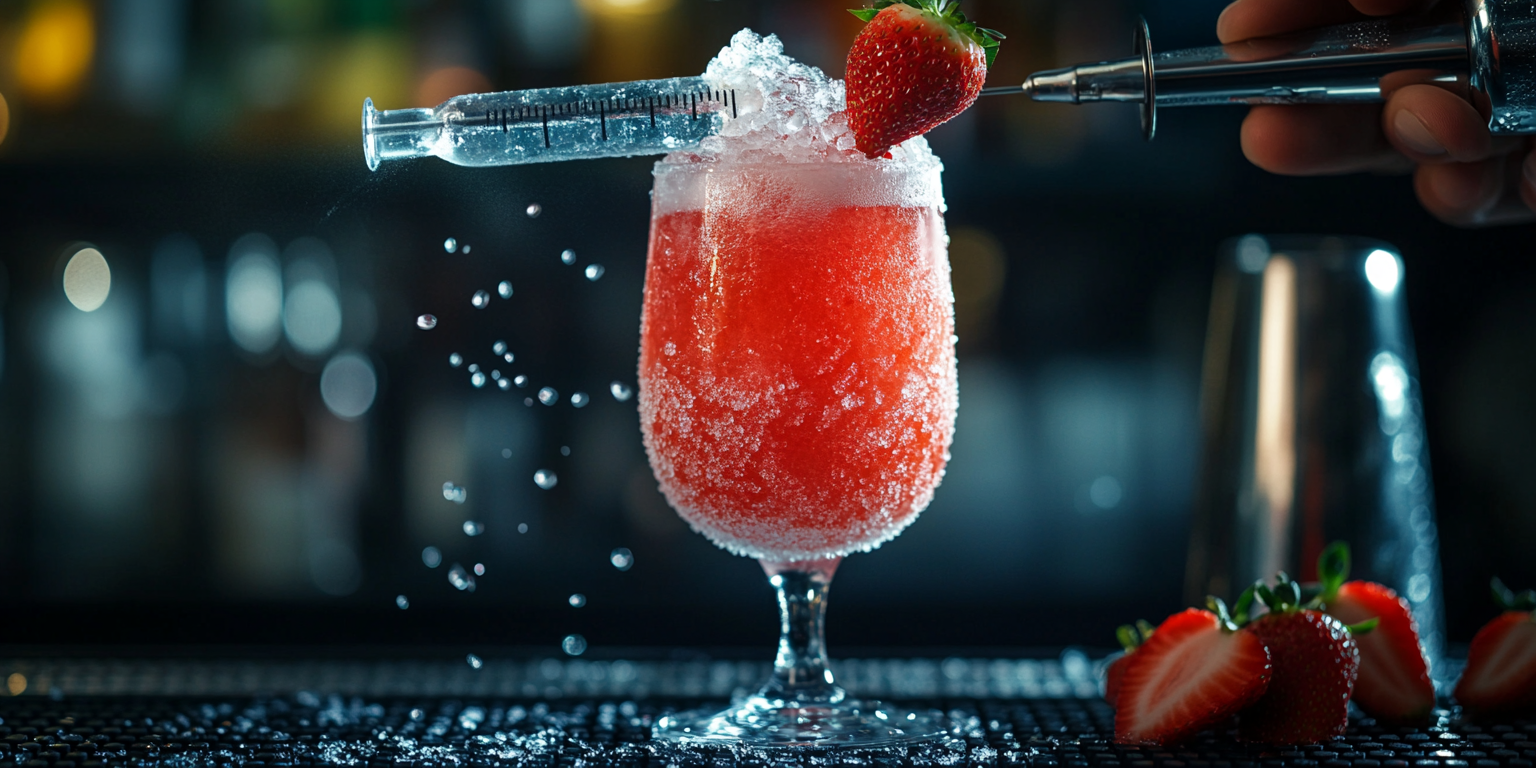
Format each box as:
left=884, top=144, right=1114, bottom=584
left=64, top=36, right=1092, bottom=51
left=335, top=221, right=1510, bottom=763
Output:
left=1317, top=541, right=1350, bottom=603
left=1491, top=577, right=1536, bottom=611
left=847, top=0, right=1005, bottom=67
left=1115, top=620, right=1156, bottom=652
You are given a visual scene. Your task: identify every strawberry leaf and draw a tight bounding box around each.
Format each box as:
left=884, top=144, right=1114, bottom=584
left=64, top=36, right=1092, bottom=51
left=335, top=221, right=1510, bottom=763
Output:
left=1492, top=577, right=1536, bottom=611
left=1346, top=617, right=1380, bottom=635
left=1135, top=619, right=1155, bottom=641
left=1317, top=541, right=1350, bottom=601
left=1207, top=596, right=1235, bottom=630
left=847, top=8, right=881, bottom=22
left=1116, top=624, right=1141, bottom=652
left=1233, top=584, right=1257, bottom=625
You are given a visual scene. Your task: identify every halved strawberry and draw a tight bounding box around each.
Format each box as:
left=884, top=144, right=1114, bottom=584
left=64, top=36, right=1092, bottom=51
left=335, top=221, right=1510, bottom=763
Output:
left=1238, top=574, right=1361, bottom=744
left=1114, top=608, right=1272, bottom=745
left=1104, top=620, right=1154, bottom=707
left=1311, top=543, right=1436, bottom=723
left=845, top=1, right=1003, bottom=159
left=1454, top=578, right=1536, bottom=717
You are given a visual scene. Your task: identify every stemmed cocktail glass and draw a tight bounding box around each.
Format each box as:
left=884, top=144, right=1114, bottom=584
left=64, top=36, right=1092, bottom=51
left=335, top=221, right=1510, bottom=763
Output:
left=640, top=153, right=957, bottom=747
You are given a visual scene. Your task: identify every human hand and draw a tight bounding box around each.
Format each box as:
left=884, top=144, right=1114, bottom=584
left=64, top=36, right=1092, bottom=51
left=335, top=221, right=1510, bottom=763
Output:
left=1218, top=0, right=1536, bottom=226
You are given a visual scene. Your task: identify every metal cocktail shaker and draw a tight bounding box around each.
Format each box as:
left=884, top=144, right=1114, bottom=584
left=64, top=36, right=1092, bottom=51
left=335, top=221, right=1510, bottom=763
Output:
left=994, top=0, right=1536, bottom=141
left=1185, top=236, right=1446, bottom=676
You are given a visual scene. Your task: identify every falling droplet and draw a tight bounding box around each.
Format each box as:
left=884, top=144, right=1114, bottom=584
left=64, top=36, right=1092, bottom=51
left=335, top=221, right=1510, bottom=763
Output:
left=610, top=381, right=633, bottom=401
left=449, top=353, right=463, bottom=368
left=562, top=634, right=587, bottom=656
left=570, top=392, right=589, bottom=408
left=396, top=595, right=410, bottom=610
left=448, top=563, right=476, bottom=591
left=560, top=446, right=571, bottom=457
left=491, top=370, right=501, bottom=380
left=444, top=238, right=458, bottom=253
left=493, top=341, right=508, bottom=355
left=560, top=249, right=576, bottom=265
left=467, top=654, right=483, bottom=669
left=610, top=548, right=634, bottom=571
left=497, top=378, right=511, bottom=391
left=568, top=593, right=586, bottom=608
left=537, top=387, right=558, bottom=405
left=442, top=482, right=467, bottom=504
left=461, top=245, right=471, bottom=254
left=474, top=563, right=485, bottom=576
left=501, top=448, right=512, bottom=459
left=517, top=523, right=529, bottom=534
left=471, top=372, right=487, bottom=388
left=463, top=520, right=484, bottom=536
left=503, top=353, right=515, bottom=364
left=534, top=469, right=558, bottom=490
left=422, top=547, right=442, bottom=568
left=524, top=397, right=534, bottom=407
left=497, top=281, right=513, bottom=299
left=416, top=314, right=438, bottom=330
left=471, top=290, right=491, bottom=309
left=526, top=203, right=542, bottom=218
left=468, top=363, right=480, bottom=373
left=514, top=375, right=528, bottom=388
left=584, top=264, right=605, bottom=281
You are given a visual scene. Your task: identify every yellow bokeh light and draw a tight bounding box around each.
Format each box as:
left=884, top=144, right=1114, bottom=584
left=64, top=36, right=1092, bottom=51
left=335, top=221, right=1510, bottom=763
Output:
left=63, top=246, right=111, bottom=312
left=14, top=0, right=96, bottom=108
left=6, top=673, right=25, bottom=696
left=578, top=0, right=677, bottom=17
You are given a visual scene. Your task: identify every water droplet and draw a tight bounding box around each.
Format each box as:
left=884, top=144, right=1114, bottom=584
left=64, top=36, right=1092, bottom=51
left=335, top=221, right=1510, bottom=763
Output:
left=448, top=563, right=476, bottom=591
left=526, top=203, right=542, bottom=218
left=501, top=448, right=512, bottom=459
left=466, top=653, right=483, bottom=669
left=568, top=593, right=586, bottom=608
left=463, top=520, right=484, bottom=536
left=561, top=634, right=587, bottom=656
left=444, top=238, right=458, bottom=253
left=471, top=290, right=490, bottom=308
left=560, top=445, right=571, bottom=457
left=503, top=352, right=515, bottom=364
left=442, top=482, right=467, bottom=504
left=422, top=547, right=442, bottom=568
left=664, top=342, right=677, bottom=356
left=461, top=245, right=471, bottom=254
left=497, top=280, right=513, bottom=299
left=497, top=378, right=511, bottom=391
left=491, top=370, right=501, bottom=380
left=468, top=363, right=480, bottom=373
left=471, top=372, right=487, bottom=388
left=533, top=469, right=558, bottom=490
left=493, top=340, right=508, bottom=355
left=449, top=353, right=463, bottom=368
left=610, top=381, right=633, bottom=401
left=409, top=708, right=424, bottom=721
left=524, top=397, right=534, bottom=406
left=570, top=392, right=589, bottom=408
left=610, top=547, right=633, bottom=571
left=560, top=249, right=576, bottom=265
left=584, top=264, right=605, bottom=281
left=537, top=387, right=558, bottom=405
left=514, top=375, right=528, bottom=387
left=396, top=595, right=410, bottom=610
left=473, top=562, right=485, bottom=576
left=416, top=314, right=438, bottom=330
left=517, top=523, right=528, bottom=534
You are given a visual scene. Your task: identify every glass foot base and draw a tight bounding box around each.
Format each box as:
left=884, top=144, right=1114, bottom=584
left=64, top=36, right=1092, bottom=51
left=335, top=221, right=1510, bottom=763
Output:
left=653, top=695, right=947, bottom=748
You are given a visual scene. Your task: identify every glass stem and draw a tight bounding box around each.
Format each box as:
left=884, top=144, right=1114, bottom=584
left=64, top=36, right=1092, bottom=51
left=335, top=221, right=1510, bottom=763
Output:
left=758, top=557, right=844, bottom=705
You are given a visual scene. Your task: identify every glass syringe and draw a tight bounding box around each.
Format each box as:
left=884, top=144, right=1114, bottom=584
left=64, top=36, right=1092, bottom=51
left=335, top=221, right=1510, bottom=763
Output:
left=362, top=78, right=739, bottom=170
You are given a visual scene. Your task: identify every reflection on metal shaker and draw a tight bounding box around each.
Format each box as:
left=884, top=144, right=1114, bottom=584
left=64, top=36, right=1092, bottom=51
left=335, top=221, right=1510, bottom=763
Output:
left=1186, top=236, right=1445, bottom=676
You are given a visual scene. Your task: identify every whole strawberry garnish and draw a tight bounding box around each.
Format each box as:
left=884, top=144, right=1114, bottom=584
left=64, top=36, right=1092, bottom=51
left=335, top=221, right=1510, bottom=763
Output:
left=1310, top=543, right=1436, bottom=724
left=1237, top=574, right=1361, bottom=744
left=1454, top=578, right=1536, bottom=717
left=845, top=1, right=1003, bottom=159
left=1114, top=608, right=1272, bottom=746
left=1104, top=620, right=1154, bottom=707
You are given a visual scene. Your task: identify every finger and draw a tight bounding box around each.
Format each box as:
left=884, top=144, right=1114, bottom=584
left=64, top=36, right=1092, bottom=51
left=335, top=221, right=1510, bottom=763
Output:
left=1383, top=84, right=1504, bottom=164
left=1414, top=154, right=1534, bottom=226
left=1218, top=0, right=1433, bottom=44
left=1241, top=104, right=1404, bottom=175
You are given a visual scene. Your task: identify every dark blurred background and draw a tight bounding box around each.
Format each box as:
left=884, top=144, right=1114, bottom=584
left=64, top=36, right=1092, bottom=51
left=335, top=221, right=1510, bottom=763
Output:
left=0, top=0, right=1531, bottom=657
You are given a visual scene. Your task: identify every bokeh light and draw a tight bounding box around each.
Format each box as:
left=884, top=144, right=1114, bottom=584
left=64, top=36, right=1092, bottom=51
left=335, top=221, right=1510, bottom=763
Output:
left=320, top=351, right=378, bottom=420
left=225, top=234, right=283, bottom=355
left=14, top=0, right=96, bottom=108
left=415, top=67, right=492, bottom=110
left=0, top=92, right=9, bottom=146
left=283, top=280, right=343, bottom=356
left=62, top=246, right=111, bottom=312
left=1365, top=249, right=1402, bottom=294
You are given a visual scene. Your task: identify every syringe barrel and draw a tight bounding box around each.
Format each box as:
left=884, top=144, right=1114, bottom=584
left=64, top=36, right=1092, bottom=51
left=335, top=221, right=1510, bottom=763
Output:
left=362, top=77, right=738, bottom=170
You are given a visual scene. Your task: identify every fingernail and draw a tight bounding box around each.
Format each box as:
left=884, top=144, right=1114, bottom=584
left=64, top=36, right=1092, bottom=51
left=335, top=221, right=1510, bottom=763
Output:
left=1393, top=110, right=1446, bottom=156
